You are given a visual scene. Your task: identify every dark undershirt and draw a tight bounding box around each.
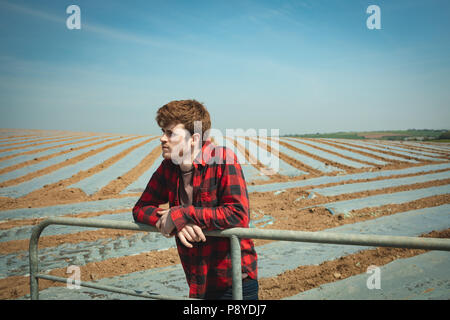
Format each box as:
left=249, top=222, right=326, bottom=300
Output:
left=178, top=168, right=194, bottom=206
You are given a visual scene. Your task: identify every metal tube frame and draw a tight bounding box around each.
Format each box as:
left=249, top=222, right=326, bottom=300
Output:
left=29, top=217, right=450, bottom=300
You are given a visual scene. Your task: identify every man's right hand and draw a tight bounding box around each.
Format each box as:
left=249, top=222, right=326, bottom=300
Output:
left=177, top=224, right=206, bottom=248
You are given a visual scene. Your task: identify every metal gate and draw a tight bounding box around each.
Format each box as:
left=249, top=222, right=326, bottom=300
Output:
left=29, top=217, right=450, bottom=300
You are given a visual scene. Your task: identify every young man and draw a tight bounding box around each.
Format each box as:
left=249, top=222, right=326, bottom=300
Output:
left=132, top=100, right=258, bottom=300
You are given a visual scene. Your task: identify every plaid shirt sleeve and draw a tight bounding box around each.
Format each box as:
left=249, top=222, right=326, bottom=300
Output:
left=132, top=160, right=168, bottom=226
left=169, top=147, right=250, bottom=232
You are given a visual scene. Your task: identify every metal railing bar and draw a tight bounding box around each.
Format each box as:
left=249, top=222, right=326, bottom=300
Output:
left=207, top=227, right=450, bottom=251
left=35, top=273, right=197, bottom=300
left=230, top=235, right=243, bottom=300
left=30, top=217, right=450, bottom=251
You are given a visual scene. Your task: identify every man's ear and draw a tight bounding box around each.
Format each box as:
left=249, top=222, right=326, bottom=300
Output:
left=191, top=132, right=201, bottom=147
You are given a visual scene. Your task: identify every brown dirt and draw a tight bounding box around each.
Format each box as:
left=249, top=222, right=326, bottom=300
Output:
left=0, top=135, right=121, bottom=176
left=248, top=136, right=322, bottom=176
left=95, top=143, right=162, bottom=198
left=0, top=136, right=157, bottom=210
left=298, top=138, right=382, bottom=167
left=0, top=228, right=140, bottom=255
left=0, top=135, right=120, bottom=163
left=225, top=137, right=288, bottom=183
left=358, top=133, right=407, bottom=139
left=0, top=136, right=145, bottom=188
left=329, top=139, right=435, bottom=163
left=308, top=138, right=409, bottom=164
left=0, top=247, right=181, bottom=300
left=0, top=135, right=91, bottom=153
left=368, top=140, right=450, bottom=158
left=281, top=137, right=356, bottom=172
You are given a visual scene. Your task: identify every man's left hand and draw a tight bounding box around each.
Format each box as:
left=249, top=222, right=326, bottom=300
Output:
left=156, top=209, right=175, bottom=237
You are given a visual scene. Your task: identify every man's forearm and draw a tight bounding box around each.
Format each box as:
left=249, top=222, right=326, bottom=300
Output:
left=132, top=205, right=163, bottom=226
left=169, top=203, right=249, bottom=232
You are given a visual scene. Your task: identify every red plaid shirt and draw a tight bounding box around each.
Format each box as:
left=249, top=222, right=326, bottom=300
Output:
left=132, top=141, right=258, bottom=298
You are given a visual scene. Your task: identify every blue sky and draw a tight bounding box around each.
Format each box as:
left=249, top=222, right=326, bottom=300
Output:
left=1, top=0, right=449, bottom=135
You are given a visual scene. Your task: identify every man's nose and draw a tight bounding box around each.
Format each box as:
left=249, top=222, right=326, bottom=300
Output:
left=160, top=133, right=168, bottom=143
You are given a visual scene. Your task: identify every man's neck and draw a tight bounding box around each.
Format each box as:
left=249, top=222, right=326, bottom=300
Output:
left=179, top=163, right=193, bottom=173
left=179, top=144, right=201, bottom=172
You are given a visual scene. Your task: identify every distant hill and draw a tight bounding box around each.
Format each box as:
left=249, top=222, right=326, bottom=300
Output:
left=284, top=129, right=449, bottom=141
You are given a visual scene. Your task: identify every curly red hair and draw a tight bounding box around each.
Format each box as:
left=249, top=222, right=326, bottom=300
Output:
left=156, top=99, right=211, bottom=139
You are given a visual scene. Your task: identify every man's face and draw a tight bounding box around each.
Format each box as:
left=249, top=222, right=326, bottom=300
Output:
left=160, top=123, right=191, bottom=161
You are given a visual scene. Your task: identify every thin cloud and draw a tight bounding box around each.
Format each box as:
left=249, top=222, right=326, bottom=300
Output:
left=0, top=0, right=64, bottom=24
left=0, top=1, right=167, bottom=49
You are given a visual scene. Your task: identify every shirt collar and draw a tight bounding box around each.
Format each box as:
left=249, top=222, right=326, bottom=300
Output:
left=192, top=140, right=214, bottom=169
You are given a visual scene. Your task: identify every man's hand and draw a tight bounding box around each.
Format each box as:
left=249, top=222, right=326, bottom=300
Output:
left=156, top=209, right=175, bottom=237
left=156, top=209, right=206, bottom=247
left=177, top=224, right=206, bottom=248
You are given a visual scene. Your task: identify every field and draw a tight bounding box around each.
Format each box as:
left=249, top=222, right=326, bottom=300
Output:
left=286, top=129, right=447, bottom=141
left=0, top=128, right=449, bottom=300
